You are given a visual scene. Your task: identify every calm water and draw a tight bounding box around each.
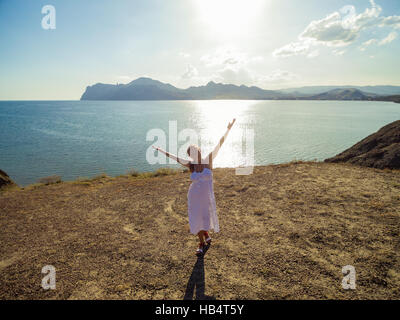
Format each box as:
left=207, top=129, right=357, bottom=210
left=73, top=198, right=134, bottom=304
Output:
left=0, top=100, right=399, bottom=186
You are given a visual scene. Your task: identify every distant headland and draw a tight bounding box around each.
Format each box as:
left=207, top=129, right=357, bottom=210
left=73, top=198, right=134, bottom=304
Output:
left=80, top=77, right=400, bottom=102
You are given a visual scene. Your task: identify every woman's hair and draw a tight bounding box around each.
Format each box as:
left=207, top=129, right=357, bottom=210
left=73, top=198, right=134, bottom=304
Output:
left=187, top=144, right=201, bottom=163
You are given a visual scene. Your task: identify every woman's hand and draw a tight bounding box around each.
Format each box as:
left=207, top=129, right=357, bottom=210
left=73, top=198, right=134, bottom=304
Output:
left=227, top=118, right=236, bottom=130
left=152, top=146, right=160, bottom=151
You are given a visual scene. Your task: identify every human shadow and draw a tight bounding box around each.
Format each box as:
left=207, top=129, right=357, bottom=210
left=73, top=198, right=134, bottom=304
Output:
left=183, top=244, right=216, bottom=300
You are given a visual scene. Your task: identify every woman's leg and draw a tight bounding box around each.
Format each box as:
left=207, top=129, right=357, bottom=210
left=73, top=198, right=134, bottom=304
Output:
left=197, top=230, right=205, bottom=244
left=204, top=231, right=212, bottom=244
left=196, top=231, right=206, bottom=256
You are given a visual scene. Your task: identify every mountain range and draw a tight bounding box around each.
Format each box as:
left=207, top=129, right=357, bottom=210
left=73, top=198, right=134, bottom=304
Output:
left=80, top=77, right=400, bottom=102
left=279, top=85, right=400, bottom=96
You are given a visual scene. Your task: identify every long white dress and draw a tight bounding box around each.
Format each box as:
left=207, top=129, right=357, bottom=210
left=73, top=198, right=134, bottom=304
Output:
left=187, top=167, right=220, bottom=235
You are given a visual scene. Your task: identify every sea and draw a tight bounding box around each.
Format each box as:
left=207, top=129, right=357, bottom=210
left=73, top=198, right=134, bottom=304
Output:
left=0, top=100, right=399, bottom=186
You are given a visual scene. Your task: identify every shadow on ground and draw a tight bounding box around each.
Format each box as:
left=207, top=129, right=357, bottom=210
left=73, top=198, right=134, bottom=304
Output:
left=183, top=244, right=216, bottom=300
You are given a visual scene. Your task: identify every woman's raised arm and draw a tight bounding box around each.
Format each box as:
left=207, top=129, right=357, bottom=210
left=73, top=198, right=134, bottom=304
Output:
left=152, top=146, right=191, bottom=168
left=204, top=118, right=236, bottom=166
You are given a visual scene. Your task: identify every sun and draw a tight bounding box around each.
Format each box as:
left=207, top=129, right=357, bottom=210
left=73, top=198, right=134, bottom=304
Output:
left=194, top=0, right=265, bottom=37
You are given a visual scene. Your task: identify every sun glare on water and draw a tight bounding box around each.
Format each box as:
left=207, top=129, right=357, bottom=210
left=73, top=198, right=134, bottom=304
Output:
left=192, top=100, right=258, bottom=169
left=194, top=0, right=265, bottom=37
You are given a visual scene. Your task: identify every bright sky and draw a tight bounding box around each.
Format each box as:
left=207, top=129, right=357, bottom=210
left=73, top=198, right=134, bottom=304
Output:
left=0, top=0, right=399, bottom=99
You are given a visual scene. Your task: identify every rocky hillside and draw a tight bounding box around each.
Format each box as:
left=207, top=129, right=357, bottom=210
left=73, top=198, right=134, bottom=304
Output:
left=279, top=85, right=400, bottom=96
left=325, top=120, right=400, bottom=169
left=80, top=77, right=286, bottom=100
left=0, top=169, right=16, bottom=189
left=308, top=88, right=375, bottom=101
left=80, top=78, right=400, bottom=101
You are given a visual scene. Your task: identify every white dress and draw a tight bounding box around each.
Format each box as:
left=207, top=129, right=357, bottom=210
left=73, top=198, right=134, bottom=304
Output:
left=187, top=167, right=220, bottom=235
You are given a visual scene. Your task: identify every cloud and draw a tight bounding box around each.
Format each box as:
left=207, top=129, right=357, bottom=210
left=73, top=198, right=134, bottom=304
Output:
left=333, top=49, right=346, bottom=56
left=359, top=38, right=378, bottom=51
left=299, top=11, right=359, bottom=47
left=273, top=40, right=313, bottom=57
left=211, top=67, right=298, bottom=87
left=201, top=47, right=248, bottom=67
left=359, top=31, right=397, bottom=50
left=259, top=70, right=299, bottom=83
left=197, top=46, right=299, bottom=89
left=307, top=49, right=320, bottom=58
left=200, top=46, right=266, bottom=85
left=363, top=38, right=378, bottom=46
left=273, top=0, right=399, bottom=57
left=179, top=52, right=191, bottom=58
left=349, top=0, right=382, bottom=30
left=380, top=15, right=400, bottom=29
left=379, top=31, right=397, bottom=45
left=201, top=47, right=264, bottom=68
left=181, top=64, right=198, bottom=79
left=212, top=66, right=254, bottom=85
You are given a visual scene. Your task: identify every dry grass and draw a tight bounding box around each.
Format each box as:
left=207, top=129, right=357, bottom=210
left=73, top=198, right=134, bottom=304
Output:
left=126, top=169, right=140, bottom=177
left=125, top=167, right=182, bottom=179
left=38, top=175, right=62, bottom=185
left=0, top=162, right=399, bottom=300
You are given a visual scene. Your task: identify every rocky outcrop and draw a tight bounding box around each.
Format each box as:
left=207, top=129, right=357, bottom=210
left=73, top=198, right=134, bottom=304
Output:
left=325, top=120, right=400, bottom=169
left=0, top=169, right=16, bottom=189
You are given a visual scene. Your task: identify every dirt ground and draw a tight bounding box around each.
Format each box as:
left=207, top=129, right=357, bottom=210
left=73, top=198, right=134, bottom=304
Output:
left=0, top=162, right=399, bottom=299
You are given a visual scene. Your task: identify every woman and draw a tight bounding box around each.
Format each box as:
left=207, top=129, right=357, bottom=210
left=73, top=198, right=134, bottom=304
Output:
left=153, top=119, right=236, bottom=256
